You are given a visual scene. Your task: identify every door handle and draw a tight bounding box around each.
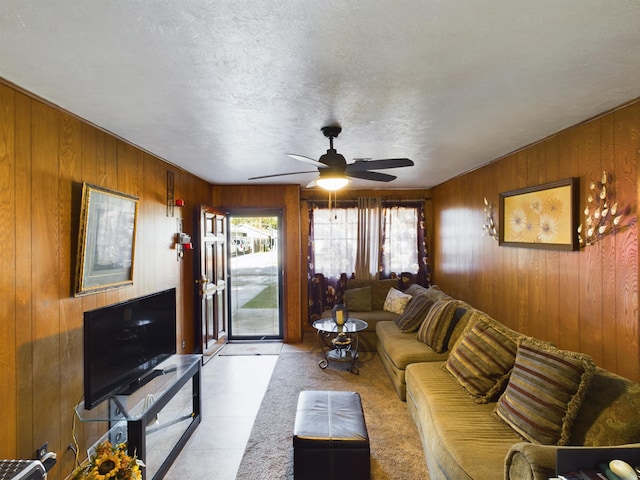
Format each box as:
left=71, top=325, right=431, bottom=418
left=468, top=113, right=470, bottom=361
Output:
left=196, top=276, right=209, bottom=295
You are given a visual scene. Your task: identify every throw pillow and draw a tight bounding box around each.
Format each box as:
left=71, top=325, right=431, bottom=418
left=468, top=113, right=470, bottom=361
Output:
left=382, top=287, right=413, bottom=314
left=494, top=339, right=596, bottom=445
left=404, top=283, right=428, bottom=298
left=344, top=286, right=372, bottom=311
left=370, top=279, right=400, bottom=310
left=395, top=294, right=436, bottom=332
left=444, top=318, right=518, bottom=403
left=423, top=285, right=452, bottom=303
left=416, top=299, right=460, bottom=351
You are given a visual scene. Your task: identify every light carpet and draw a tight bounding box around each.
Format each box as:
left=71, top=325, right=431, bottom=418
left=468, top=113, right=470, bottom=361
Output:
left=218, top=342, right=283, bottom=356
left=235, top=349, right=430, bottom=479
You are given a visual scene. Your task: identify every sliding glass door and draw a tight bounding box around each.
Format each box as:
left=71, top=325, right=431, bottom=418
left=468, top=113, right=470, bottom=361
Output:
left=227, top=211, right=283, bottom=340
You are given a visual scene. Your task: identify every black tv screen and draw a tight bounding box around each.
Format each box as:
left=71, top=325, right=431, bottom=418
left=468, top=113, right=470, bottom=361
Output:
left=83, top=288, right=177, bottom=410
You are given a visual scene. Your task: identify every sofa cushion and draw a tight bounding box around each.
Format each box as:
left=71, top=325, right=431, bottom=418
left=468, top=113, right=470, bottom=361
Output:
left=376, top=321, right=449, bottom=370
left=345, top=286, right=372, bottom=312
left=347, top=278, right=399, bottom=311
left=416, top=299, right=462, bottom=352
left=319, top=309, right=397, bottom=331
left=404, top=283, right=428, bottom=297
left=395, top=294, right=435, bottom=332
left=383, top=287, right=412, bottom=314
left=405, top=362, right=523, bottom=480
left=494, top=339, right=596, bottom=446
left=444, top=318, right=519, bottom=403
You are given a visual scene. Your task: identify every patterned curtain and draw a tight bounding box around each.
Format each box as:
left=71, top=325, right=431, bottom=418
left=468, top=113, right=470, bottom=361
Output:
left=307, top=199, right=430, bottom=324
left=307, top=206, right=349, bottom=322
left=380, top=201, right=431, bottom=287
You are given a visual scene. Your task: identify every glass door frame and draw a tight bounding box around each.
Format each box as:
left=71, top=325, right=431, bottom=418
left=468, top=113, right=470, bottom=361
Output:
left=226, top=209, right=284, bottom=341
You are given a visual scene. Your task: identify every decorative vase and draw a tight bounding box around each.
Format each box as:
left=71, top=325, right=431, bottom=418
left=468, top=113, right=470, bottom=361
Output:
left=332, top=304, right=349, bottom=327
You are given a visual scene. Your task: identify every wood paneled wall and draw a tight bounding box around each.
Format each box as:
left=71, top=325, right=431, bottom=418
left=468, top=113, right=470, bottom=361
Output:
left=431, top=100, right=640, bottom=381
left=213, top=184, right=303, bottom=343
left=0, top=82, right=212, bottom=477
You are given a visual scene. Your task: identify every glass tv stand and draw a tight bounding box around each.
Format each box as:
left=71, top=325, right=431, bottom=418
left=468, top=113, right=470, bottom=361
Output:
left=75, top=354, right=202, bottom=480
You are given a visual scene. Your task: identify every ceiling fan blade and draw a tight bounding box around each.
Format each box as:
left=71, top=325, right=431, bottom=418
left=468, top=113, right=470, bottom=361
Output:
left=306, top=177, right=319, bottom=188
left=248, top=170, right=317, bottom=181
left=347, top=170, right=397, bottom=182
left=287, top=154, right=326, bottom=168
left=346, top=158, right=414, bottom=173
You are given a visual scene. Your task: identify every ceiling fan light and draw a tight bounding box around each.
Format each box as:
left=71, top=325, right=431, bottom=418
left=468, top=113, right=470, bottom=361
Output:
left=316, top=176, right=350, bottom=191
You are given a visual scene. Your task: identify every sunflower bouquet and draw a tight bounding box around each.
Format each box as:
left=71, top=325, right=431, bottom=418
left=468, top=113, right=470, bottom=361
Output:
left=70, top=441, right=143, bottom=480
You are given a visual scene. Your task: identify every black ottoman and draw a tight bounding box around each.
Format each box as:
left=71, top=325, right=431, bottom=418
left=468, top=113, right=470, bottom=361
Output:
left=293, top=390, right=370, bottom=480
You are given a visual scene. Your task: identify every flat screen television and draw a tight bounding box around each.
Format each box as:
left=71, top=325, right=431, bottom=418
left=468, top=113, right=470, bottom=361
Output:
left=83, top=288, right=177, bottom=410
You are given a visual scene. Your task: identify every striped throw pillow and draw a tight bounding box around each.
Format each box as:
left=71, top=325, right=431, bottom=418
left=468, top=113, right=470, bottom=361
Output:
left=444, top=318, right=518, bottom=402
left=494, top=339, right=596, bottom=445
left=416, top=299, right=461, bottom=352
left=395, top=294, right=436, bottom=332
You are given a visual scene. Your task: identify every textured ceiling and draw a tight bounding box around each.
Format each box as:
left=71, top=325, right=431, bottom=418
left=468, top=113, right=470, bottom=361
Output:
left=1, top=1, right=640, bottom=190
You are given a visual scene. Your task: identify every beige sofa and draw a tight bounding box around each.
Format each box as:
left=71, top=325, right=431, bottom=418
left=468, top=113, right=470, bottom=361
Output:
left=375, top=286, right=640, bottom=480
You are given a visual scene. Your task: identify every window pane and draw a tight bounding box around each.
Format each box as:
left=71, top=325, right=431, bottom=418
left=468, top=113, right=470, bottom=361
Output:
left=312, top=207, right=357, bottom=278
left=383, top=207, right=419, bottom=274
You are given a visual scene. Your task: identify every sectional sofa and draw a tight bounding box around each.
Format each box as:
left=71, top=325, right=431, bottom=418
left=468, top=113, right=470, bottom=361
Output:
left=328, top=279, right=640, bottom=479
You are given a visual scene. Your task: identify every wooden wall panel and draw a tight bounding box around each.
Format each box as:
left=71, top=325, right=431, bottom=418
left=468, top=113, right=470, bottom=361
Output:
left=0, top=81, right=212, bottom=479
left=31, top=102, right=62, bottom=461
left=600, top=114, right=618, bottom=373
left=0, top=84, right=17, bottom=458
left=14, top=91, right=34, bottom=459
left=577, top=119, right=604, bottom=366
left=57, top=112, right=84, bottom=476
left=432, top=99, right=640, bottom=381
left=613, top=104, right=639, bottom=381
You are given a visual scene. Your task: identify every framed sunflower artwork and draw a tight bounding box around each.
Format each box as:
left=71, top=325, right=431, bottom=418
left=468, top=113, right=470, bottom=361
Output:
left=499, top=178, right=579, bottom=251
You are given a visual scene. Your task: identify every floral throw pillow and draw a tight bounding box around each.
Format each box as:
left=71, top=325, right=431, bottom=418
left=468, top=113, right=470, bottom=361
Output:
left=383, top=287, right=413, bottom=314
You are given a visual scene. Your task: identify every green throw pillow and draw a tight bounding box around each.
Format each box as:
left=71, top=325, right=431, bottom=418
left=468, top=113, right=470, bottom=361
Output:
left=344, top=286, right=372, bottom=311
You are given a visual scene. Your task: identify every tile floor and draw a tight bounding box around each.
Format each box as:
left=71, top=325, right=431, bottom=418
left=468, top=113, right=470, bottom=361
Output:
left=163, top=340, right=313, bottom=480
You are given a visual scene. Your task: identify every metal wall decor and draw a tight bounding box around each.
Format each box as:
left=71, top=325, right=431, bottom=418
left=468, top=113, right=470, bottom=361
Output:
left=578, top=171, right=626, bottom=247
left=482, top=197, right=498, bottom=240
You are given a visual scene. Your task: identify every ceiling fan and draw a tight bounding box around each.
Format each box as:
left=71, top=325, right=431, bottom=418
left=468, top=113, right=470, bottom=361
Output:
left=248, top=126, right=414, bottom=190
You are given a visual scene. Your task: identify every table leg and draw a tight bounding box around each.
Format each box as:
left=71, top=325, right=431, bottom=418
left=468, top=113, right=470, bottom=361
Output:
left=348, top=332, right=360, bottom=374
left=316, top=329, right=329, bottom=369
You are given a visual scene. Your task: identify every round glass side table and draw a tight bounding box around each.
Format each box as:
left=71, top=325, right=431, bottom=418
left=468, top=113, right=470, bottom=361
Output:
left=312, top=318, right=368, bottom=374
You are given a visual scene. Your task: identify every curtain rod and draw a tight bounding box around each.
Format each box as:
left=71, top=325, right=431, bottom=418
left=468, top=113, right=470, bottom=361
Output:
left=304, top=194, right=430, bottom=202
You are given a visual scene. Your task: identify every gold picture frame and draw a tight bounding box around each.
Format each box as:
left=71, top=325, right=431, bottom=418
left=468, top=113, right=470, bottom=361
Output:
left=75, top=183, right=139, bottom=296
left=499, top=178, right=579, bottom=251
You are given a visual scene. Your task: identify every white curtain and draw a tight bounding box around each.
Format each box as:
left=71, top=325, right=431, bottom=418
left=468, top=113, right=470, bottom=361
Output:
left=355, top=197, right=382, bottom=280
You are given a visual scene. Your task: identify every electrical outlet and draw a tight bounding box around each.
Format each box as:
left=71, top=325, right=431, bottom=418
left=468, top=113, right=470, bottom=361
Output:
left=36, top=442, right=48, bottom=460
left=182, top=340, right=186, bottom=349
